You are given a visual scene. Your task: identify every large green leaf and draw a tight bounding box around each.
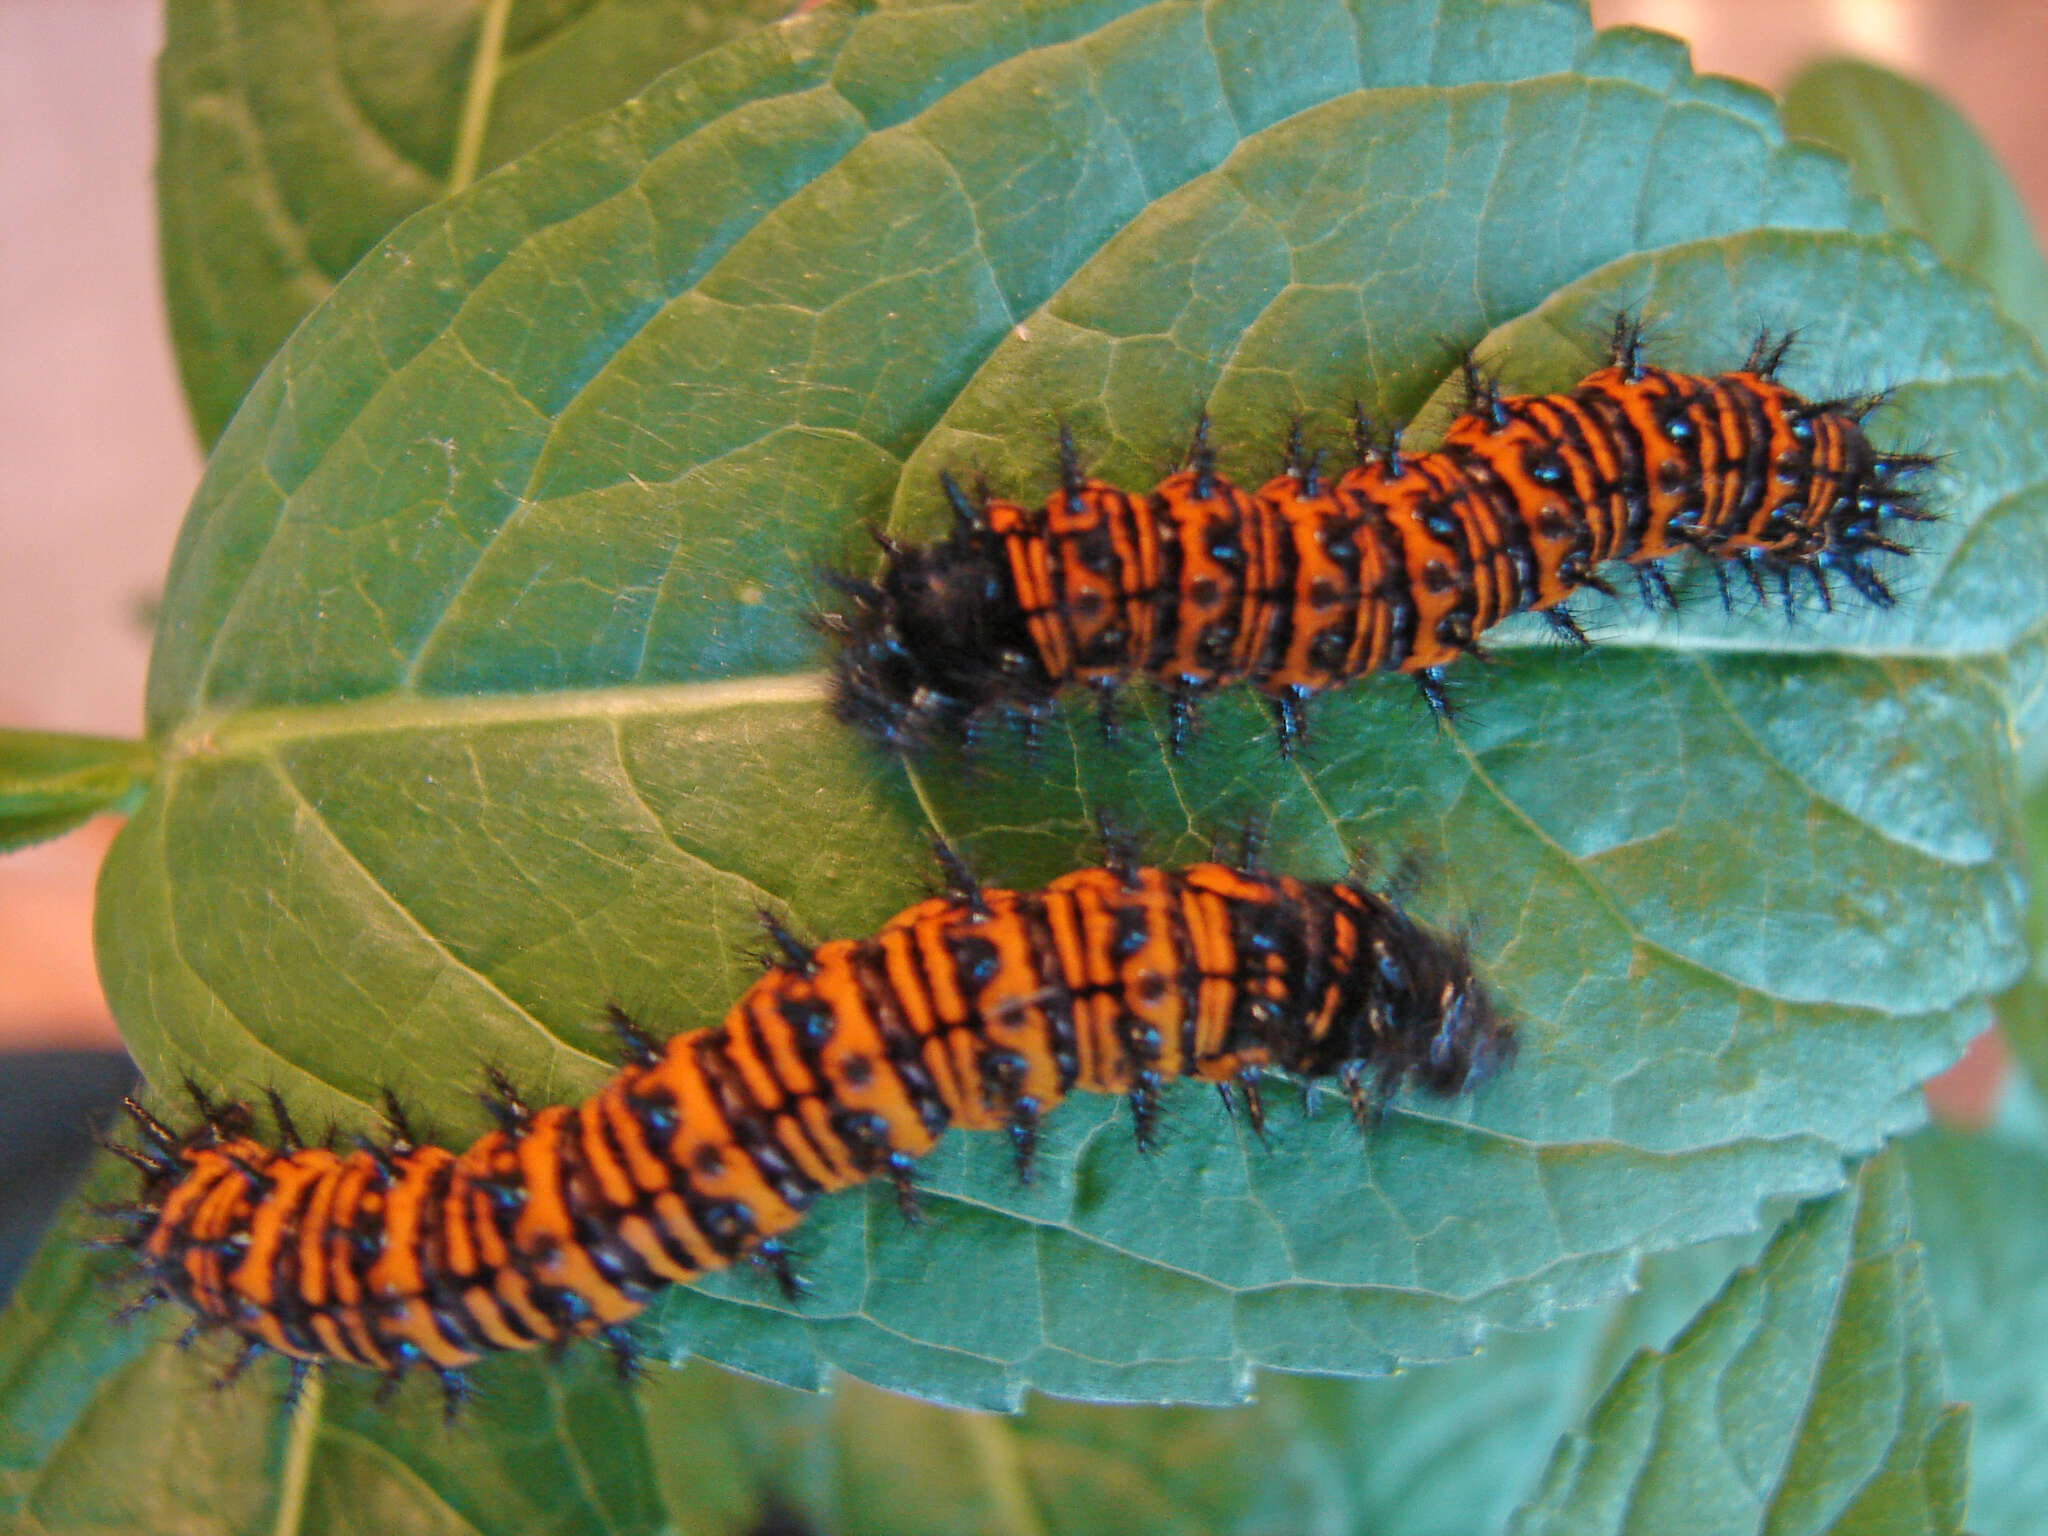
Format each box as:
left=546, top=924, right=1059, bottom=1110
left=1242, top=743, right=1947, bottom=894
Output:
left=0, top=731, right=152, bottom=853
left=1782, top=57, right=2048, bottom=351
left=1510, top=1148, right=1969, bottom=1536
left=0, top=1154, right=1762, bottom=1535
left=1905, top=1117, right=2048, bottom=1536
left=158, top=0, right=794, bottom=444
left=74, top=0, right=2044, bottom=1411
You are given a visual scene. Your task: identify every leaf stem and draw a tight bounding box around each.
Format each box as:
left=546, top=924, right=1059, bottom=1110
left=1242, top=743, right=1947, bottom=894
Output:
left=164, top=673, right=832, bottom=762
left=962, top=1413, right=1048, bottom=1536
left=901, top=758, right=953, bottom=846
left=448, top=0, right=514, bottom=194
left=270, top=1368, right=324, bottom=1536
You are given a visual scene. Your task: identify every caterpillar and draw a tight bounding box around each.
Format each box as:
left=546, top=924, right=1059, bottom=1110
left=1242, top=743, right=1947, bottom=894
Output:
left=826, top=318, right=1933, bottom=752
left=103, top=851, right=1510, bottom=1407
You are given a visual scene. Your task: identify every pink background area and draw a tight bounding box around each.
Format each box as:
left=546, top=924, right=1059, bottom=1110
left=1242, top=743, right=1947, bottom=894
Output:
left=1, top=0, right=2040, bottom=1127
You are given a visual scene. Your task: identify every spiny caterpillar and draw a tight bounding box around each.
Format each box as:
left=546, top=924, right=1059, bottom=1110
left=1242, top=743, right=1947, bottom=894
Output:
left=826, top=318, right=1933, bottom=753
left=104, top=849, right=1510, bottom=1406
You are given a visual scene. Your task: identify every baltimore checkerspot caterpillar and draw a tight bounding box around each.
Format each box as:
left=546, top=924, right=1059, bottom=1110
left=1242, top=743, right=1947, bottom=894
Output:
left=825, top=317, right=1934, bottom=753
left=102, top=847, right=1509, bottom=1405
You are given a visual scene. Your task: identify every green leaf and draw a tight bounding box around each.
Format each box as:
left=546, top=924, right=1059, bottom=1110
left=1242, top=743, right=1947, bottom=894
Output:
left=0, top=1154, right=1762, bottom=1534
left=1995, top=773, right=2048, bottom=1096
left=1510, top=1148, right=1970, bottom=1536
left=0, top=731, right=152, bottom=852
left=1781, top=57, right=2048, bottom=350
left=158, top=0, right=794, bottom=444
left=1905, top=1120, right=2048, bottom=1536
left=84, top=0, right=2045, bottom=1410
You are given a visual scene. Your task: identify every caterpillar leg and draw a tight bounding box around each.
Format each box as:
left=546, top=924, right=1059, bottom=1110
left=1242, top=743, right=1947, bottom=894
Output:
left=1740, top=552, right=1770, bottom=607
left=210, top=1339, right=264, bottom=1393
left=1339, top=1061, right=1382, bottom=1138
left=1634, top=560, right=1677, bottom=612
left=885, top=1150, right=924, bottom=1222
left=1460, top=353, right=1507, bottom=425
left=1093, top=680, right=1121, bottom=745
left=1350, top=843, right=1433, bottom=907
left=756, top=909, right=816, bottom=973
left=1209, top=813, right=1268, bottom=873
left=260, top=1088, right=304, bottom=1151
left=1542, top=607, right=1591, bottom=648
left=479, top=1066, right=531, bottom=1132
left=379, top=1089, right=420, bottom=1152
left=1008, top=1101, right=1041, bottom=1185
left=603, top=1003, right=661, bottom=1067
left=938, top=469, right=984, bottom=531
left=1056, top=421, right=1089, bottom=499
left=1743, top=324, right=1798, bottom=378
left=1128, top=1073, right=1163, bottom=1153
left=1268, top=687, right=1310, bottom=758
left=1094, top=811, right=1141, bottom=887
left=1010, top=699, right=1052, bottom=758
left=1608, top=310, right=1647, bottom=379
left=1413, top=668, right=1453, bottom=723
left=1774, top=566, right=1800, bottom=622
left=1806, top=562, right=1835, bottom=612
left=751, top=1239, right=807, bottom=1304
left=1834, top=557, right=1897, bottom=608
left=438, top=1365, right=479, bottom=1420
left=929, top=835, right=985, bottom=910
left=1186, top=412, right=1218, bottom=497
left=1223, top=1067, right=1270, bottom=1145
left=597, top=1327, right=642, bottom=1386
left=1281, top=418, right=1326, bottom=492
left=1166, top=683, right=1202, bottom=755
left=112, top=1287, right=167, bottom=1325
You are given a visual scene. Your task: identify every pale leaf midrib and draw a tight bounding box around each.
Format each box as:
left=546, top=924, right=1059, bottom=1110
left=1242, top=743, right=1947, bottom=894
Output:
left=157, top=618, right=2018, bottom=765
left=162, top=672, right=832, bottom=762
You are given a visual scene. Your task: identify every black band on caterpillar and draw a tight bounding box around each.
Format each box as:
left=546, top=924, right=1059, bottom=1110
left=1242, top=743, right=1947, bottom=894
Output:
left=824, top=318, right=1934, bottom=753
left=104, top=858, right=1511, bottom=1406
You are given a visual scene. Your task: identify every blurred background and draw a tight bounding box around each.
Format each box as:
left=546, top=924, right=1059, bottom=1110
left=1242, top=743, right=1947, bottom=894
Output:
left=1, top=0, right=2041, bottom=1292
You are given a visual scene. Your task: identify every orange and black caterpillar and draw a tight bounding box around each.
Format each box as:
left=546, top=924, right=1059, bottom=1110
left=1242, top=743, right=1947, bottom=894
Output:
left=104, top=852, right=1509, bottom=1405
left=827, top=319, right=1933, bottom=752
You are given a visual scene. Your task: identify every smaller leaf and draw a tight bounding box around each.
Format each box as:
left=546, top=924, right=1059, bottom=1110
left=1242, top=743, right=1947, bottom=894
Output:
left=0, top=1156, right=1763, bottom=1536
left=156, top=0, right=797, bottom=444
left=1906, top=1118, right=2048, bottom=1536
left=1995, top=772, right=2048, bottom=1098
left=1782, top=57, right=2048, bottom=349
left=0, top=732, right=151, bottom=853
left=1511, top=1148, right=1969, bottom=1536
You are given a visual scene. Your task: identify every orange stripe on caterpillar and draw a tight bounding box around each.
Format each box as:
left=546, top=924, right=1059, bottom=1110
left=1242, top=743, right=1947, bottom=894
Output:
left=105, top=858, right=1512, bottom=1407
left=825, top=317, right=1934, bottom=753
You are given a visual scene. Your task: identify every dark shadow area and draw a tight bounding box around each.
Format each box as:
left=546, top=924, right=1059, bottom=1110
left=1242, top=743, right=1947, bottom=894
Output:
left=0, top=1049, right=135, bottom=1302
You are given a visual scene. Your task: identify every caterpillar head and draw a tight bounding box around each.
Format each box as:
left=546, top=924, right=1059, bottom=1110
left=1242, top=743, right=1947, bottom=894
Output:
left=1413, top=964, right=1516, bottom=1099
left=1358, top=913, right=1516, bottom=1101
left=822, top=525, right=1041, bottom=749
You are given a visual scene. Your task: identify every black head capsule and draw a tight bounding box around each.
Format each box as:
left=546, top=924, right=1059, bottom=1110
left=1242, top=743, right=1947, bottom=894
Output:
left=823, top=506, right=1044, bottom=750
